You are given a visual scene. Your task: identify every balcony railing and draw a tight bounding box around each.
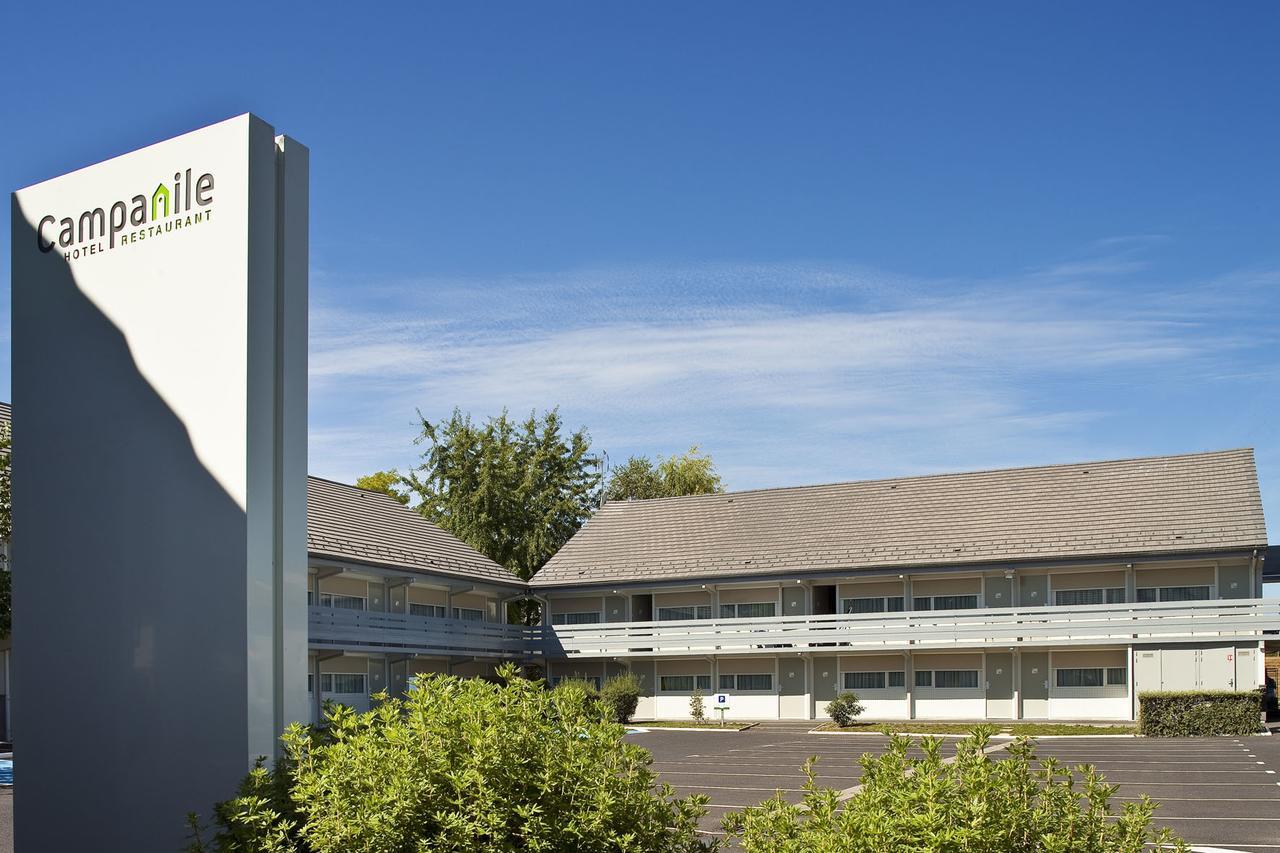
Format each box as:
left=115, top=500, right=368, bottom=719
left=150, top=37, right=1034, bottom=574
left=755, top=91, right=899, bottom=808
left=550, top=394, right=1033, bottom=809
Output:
left=540, top=598, right=1280, bottom=659
left=309, top=598, right=1280, bottom=660
left=309, top=606, right=535, bottom=658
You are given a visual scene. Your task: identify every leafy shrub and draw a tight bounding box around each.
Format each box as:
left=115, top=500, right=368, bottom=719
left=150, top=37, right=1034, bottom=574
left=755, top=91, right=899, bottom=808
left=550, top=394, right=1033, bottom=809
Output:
left=186, top=665, right=713, bottom=852
left=600, top=672, right=642, bottom=724
left=722, top=727, right=1187, bottom=852
left=824, top=691, right=865, bottom=727
left=690, top=688, right=705, bottom=723
left=1138, top=690, right=1262, bottom=737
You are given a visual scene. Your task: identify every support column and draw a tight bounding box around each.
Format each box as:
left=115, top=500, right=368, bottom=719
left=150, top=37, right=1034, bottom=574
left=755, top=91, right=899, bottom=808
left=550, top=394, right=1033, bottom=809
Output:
left=904, top=651, right=914, bottom=720
left=311, top=654, right=323, bottom=725
left=1012, top=649, right=1022, bottom=720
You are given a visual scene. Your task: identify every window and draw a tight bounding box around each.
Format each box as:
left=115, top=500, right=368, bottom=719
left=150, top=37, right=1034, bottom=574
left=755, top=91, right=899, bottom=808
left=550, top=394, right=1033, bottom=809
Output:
left=409, top=603, right=446, bottom=618
left=1054, top=588, right=1126, bottom=606
left=1056, top=668, right=1104, bottom=688
left=842, top=671, right=905, bottom=690
left=1136, top=586, right=1211, bottom=603
left=935, top=595, right=979, bottom=610
left=319, top=593, right=366, bottom=610
left=551, top=612, right=602, bottom=625
left=719, top=602, right=776, bottom=619
left=452, top=607, right=484, bottom=621
left=934, top=670, right=979, bottom=689
left=1106, top=667, right=1127, bottom=686
left=842, top=596, right=905, bottom=614
left=916, top=670, right=979, bottom=689
left=657, top=605, right=712, bottom=621
left=319, top=673, right=367, bottom=694
left=719, top=673, right=773, bottom=691
left=912, top=595, right=978, bottom=611
left=845, top=672, right=884, bottom=690
left=659, top=674, right=712, bottom=692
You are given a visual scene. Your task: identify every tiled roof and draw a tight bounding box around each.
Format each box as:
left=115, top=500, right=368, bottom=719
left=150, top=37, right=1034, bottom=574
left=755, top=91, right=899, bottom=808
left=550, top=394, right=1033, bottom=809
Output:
left=531, top=449, right=1268, bottom=587
left=307, top=476, right=523, bottom=587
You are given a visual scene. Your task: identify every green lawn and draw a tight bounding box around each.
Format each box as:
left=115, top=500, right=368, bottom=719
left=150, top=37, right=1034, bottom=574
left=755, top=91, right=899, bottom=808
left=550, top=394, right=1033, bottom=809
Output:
left=814, top=721, right=1136, bottom=736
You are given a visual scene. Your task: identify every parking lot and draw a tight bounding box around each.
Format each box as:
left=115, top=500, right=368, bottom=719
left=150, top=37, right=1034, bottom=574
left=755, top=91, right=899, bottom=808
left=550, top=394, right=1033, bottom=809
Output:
left=630, top=723, right=1280, bottom=851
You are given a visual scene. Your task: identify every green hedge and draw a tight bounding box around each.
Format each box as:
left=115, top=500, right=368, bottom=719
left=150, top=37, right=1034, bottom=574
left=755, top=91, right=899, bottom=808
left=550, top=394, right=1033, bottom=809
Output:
left=1138, top=690, right=1261, bottom=737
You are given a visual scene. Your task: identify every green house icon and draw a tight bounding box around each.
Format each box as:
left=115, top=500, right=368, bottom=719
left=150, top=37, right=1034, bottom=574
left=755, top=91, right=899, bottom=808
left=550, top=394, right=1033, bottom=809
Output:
left=151, top=184, right=170, bottom=221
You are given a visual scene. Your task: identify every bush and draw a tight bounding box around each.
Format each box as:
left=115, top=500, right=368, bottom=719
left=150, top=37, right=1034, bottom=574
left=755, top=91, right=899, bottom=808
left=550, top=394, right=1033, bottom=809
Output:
left=186, top=665, right=713, bottom=852
left=1138, top=690, right=1262, bottom=737
left=722, top=727, right=1187, bottom=852
left=690, top=688, right=705, bottom=723
left=600, top=672, right=642, bottom=724
left=824, top=691, right=864, bottom=727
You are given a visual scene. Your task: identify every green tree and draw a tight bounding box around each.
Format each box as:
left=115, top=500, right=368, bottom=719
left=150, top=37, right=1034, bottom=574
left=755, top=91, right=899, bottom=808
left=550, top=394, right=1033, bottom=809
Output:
left=604, top=457, right=663, bottom=501
left=186, top=666, right=713, bottom=853
left=606, top=446, right=723, bottom=502
left=405, top=408, right=599, bottom=580
left=354, top=469, right=409, bottom=505
left=722, top=728, right=1186, bottom=852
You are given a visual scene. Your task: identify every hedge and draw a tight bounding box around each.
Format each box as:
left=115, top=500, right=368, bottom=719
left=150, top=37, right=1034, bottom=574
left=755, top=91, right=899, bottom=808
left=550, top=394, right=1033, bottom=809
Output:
left=1138, top=690, right=1261, bottom=737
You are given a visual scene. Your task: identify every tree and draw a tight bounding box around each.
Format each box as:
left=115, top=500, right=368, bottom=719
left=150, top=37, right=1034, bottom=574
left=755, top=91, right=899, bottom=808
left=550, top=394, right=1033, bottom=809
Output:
left=355, top=469, right=409, bottom=505
left=606, top=446, right=724, bottom=502
left=603, top=457, right=663, bottom=501
left=186, top=666, right=713, bottom=853
left=405, top=409, right=599, bottom=580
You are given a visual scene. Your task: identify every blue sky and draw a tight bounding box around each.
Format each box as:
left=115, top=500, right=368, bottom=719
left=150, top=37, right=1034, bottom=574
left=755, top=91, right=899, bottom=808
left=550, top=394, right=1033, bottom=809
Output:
left=2, top=3, right=1277, bottom=540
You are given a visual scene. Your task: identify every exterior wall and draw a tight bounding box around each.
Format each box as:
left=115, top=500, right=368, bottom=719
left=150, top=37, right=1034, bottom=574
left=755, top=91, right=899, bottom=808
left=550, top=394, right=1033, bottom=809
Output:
left=838, top=653, right=909, bottom=719
left=1136, top=565, right=1214, bottom=589
left=316, top=575, right=369, bottom=598
left=1048, top=649, right=1129, bottom=720
left=406, top=586, right=447, bottom=607
left=716, top=657, right=779, bottom=720
left=911, top=576, right=982, bottom=599
left=549, top=596, right=605, bottom=617
left=911, top=652, right=985, bottom=718
left=452, top=592, right=498, bottom=621
left=718, top=586, right=780, bottom=605
left=654, top=590, right=712, bottom=609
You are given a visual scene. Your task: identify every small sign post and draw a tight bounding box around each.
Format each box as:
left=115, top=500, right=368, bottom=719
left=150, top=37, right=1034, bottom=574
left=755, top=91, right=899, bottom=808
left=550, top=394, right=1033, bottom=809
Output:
left=714, top=693, right=731, bottom=727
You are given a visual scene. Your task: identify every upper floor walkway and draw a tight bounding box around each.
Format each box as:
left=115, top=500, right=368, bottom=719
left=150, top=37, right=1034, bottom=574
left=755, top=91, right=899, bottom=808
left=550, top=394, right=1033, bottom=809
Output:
left=309, top=596, right=1280, bottom=660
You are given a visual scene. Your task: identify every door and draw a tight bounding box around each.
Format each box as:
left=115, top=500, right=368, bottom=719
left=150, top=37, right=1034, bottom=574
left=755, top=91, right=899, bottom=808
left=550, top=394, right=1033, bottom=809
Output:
left=1200, top=647, right=1235, bottom=690
left=812, top=656, right=838, bottom=717
left=985, top=577, right=1013, bottom=608
left=779, top=660, right=808, bottom=719
left=986, top=652, right=1013, bottom=718
left=1020, top=652, right=1049, bottom=719
left=1019, top=575, right=1048, bottom=608
left=632, top=594, right=653, bottom=622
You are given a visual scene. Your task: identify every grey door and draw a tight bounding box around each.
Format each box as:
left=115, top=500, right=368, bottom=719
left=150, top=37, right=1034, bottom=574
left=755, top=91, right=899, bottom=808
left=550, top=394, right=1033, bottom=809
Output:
left=812, top=656, right=838, bottom=703
left=985, top=576, right=1013, bottom=608
left=987, top=653, right=1013, bottom=700
left=1019, top=575, right=1048, bottom=608
left=1020, top=652, right=1049, bottom=718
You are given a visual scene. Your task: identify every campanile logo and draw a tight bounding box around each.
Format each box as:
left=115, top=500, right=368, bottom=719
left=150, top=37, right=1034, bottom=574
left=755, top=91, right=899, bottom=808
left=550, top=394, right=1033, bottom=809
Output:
left=36, top=169, right=216, bottom=260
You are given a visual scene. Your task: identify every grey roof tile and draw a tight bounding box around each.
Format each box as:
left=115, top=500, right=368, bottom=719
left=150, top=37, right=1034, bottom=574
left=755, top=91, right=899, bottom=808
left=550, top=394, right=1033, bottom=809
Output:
left=307, top=476, right=523, bottom=586
left=530, top=449, right=1268, bottom=587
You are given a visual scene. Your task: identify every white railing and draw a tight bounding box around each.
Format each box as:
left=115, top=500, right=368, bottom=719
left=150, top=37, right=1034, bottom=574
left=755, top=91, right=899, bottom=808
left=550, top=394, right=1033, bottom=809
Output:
left=309, top=606, right=535, bottom=658
left=540, top=598, right=1280, bottom=659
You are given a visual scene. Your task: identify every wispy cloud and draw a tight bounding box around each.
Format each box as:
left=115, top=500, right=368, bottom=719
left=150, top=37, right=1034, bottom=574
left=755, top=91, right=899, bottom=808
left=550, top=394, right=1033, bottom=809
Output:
left=307, top=247, right=1277, bottom=515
